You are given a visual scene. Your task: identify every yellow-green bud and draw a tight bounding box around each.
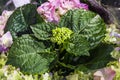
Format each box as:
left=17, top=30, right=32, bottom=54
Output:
left=51, top=27, right=73, bottom=45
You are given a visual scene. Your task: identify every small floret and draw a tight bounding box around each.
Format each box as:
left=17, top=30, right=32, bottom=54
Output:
left=51, top=27, right=73, bottom=44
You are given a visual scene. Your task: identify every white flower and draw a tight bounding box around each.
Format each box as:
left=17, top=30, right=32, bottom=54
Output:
left=42, top=73, right=50, bottom=80
left=0, top=31, right=13, bottom=52
left=12, top=0, right=31, bottom=8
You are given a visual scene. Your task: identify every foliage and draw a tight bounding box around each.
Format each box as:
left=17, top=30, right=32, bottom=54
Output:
left=59, top=9, right=106, bottom=49
left=5, top=4, right=43, bottom=39
left=5, top=3, right=108, bottom=75
left=6, top=35, right=56, bottom=74
left=86, top=43, right=115, bottom=70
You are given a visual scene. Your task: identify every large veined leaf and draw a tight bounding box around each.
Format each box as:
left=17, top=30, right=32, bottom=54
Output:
left=59, top=9, right=106, bottom=49
left=5, top=4, right=43, bottom=38
left=74, top=44, right=115, bottom=72
left=6, top=35, right=56, bottom=74
left=63, top=34, right=90, bottom=56
left=86, top=44, right=115, bottom=70
left=31, top=22, right=57, bottom=40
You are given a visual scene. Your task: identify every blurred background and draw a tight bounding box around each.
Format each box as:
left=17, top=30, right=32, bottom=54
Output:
left=0, top=0, right=15, bottom=13
left=101, top=0, right=120, bottom=26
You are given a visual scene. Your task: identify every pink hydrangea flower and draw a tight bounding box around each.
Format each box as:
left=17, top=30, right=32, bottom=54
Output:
left=37, top=2, right=60, bottom=23
left=0, top=10, right=13, bottom=53
left=94, top=67, right=116, bottom=80
left=58, top=0, right=88, bottom=15
left=37, top=0, right=88, bottom=23
left=0, top=16, right=5, bottom=36
left=0, top=31, right=13, bottom=52
left=0, top=10, right=13, bottom=36
left=2, top=10, right=13, bottom=20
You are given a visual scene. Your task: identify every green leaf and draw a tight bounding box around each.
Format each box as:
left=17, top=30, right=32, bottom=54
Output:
left=6, top=35, right=56, bottom=74
left=86, top=44, right=115, bottom=70
left=31, top=22, right=57, bottom=40
left=5, top=4, right=43, bottom=39
left=59, top=9, right=106, bottom=49
left=57, top=61, right=75, bottom=69
left=63, top=34, right=90, bottom=56
left=37, top=0, right=48, bottom=4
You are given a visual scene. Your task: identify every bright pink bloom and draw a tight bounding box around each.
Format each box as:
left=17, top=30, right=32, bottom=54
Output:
left=37, top=0, right=88, bottom=23
left=0, top=31, right=13, bottom=52
left=94, top=67, right=116, bottom=80
left=37, top=2, right=60, bottom=23
left=57, top=0, right=88, bottom=15
left=48, top=0, right=60, bottom=7
left=72, top=0, right=88, bottom=9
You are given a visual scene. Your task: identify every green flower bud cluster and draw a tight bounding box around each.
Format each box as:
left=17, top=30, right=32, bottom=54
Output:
left=51, top=27, right=73, bottom=45
left=66, top=71, right=92, bottom=80
left=104, top=24, right=117, bottom=43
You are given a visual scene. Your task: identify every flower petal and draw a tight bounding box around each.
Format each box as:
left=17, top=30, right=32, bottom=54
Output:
left=13, top=0, right=30, bottom=8
left=94, top=67, right=116, bottom=80
left=0, top=31, right=13, bottom=52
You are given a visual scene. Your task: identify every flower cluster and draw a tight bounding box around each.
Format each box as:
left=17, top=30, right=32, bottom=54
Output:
left=1, top=0, right=120, bottom=80
left=37, top=0, right=88, bottom=23
left=0, top=11, right=13, bottom=36
left=94, top=67, right=116, bottom=80
left=50, top=27, right=73, bottom=44
left=0, top=11, right=13, bottom=53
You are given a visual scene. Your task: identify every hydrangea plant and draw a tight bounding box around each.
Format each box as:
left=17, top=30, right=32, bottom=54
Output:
left=0, top=0, right=120, bottom=80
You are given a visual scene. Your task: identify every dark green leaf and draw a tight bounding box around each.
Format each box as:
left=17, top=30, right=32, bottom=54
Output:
left=63, top=34, right=90, bottom=56
left=6, top=35, right=56, bottom=74
left=86, top=44, right=115, bottom=69
left=31, top=22, right=57, bottom=40
left=59, top=9, right=106, bottom=49
left=76, top=65, right=89, bottom=72
left=5, top=4, right=43, bottom=38
left=57, top=61, right=75, bottom=69
left=37, top=0, right=48, bottom=5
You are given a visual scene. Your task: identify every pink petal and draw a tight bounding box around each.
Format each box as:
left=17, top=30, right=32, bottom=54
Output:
left=49, top=0, right=60, bottom=8
left=0, top=27, right=4, bottom=36
left=1, top=31, right=13, bottom=47
left=37, top=1, right=60, bottom=23
left=0, top=16, right=6, bottom=26
left=37, top=0, right=88, bottom=23
left=2, top=10, right=13, bottom=20
left=94, top=67, right=116, bottom=80
left=0, top=10, right=13, bottom=32
left=79, top=3, right=88, bottom=10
